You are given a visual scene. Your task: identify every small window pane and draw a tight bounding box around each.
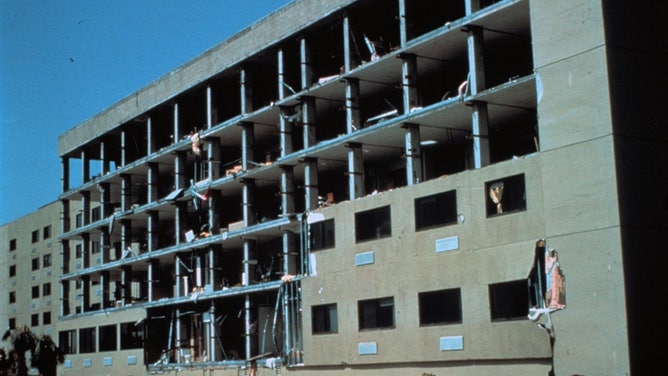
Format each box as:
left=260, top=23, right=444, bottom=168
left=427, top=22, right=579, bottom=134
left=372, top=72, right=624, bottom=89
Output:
left=415, top=190, right=457, bottom=230
left=355, top=206, right=391, bottom=243
left=32, top=230, right=39, bottom=243
left=419, top=288, right=462, bottom=326
left=358, top=297, right=394, bottom=330
left=311, top=219, right=335, bottom=251
left=32, top=258, right=40, bottom=270
left=43, top=225, right=52, bottom=239
left=43, top=312, right=51, bottom=325
left=31, top=314, right=39, bottom=326
left=10, top=239, right=17, bottom=251
left=32, top=286, right=40, bottom=299
left=79, top=327, right=96, bottom=353
left=489, top=279, right=529, bottom=321
left=9, top=265, right=16, bottom=277
left=43, top=254, right=52, bottom=267
left=312, top=304, right=338, bottom=334
left=99, top=324, right=117, bottom=352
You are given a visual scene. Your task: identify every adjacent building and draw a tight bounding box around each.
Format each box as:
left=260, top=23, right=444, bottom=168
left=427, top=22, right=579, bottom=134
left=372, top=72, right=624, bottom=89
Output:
left=2, top=0, right=666, bottom=375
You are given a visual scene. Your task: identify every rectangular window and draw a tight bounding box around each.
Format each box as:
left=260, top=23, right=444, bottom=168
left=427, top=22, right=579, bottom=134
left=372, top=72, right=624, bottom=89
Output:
left=43, top=225, right=52, bottom=239
left=486, top=174, right=526, bottom=216
left=43, top=254, right=52, bottom=268
left=75, top=243, right=82, bottom=259
left=120, top=322, right=143, bottom=349
left=415, top=190, right=458, bottom=230
left=75, top=213, right=83, bottom=228
left=79, top=327, right=96, bottom=353
left=9, top=318, right=16, bottom=330
left=311, top=219, right=335, bottom=251
left=99, top=324, right=117, bottom=352
left=489, top=279, right=529, bottom=321
left=43, top=283, right=52, bottom=296
left=312, top=303, right=338, bottom=334
left=32, top=230, right=39, bottom=243
left=59, top=330, right=77, bottom=354
left=9, top=291, right=16, bottom=304
left=358, top=297, right=394, bottom=330
left=32, top=257, right=40, bottom=270
left=355, top=206, right=391, bottom=243
left=91, top=241, right=100, bottom=254
left=43, top=312, right=51, bottom=325
left=75, top=279, right=82, bottom=289
left=91, top=206, right=101, bottom=222
left=419, top=288, right=462, bottom=326
left=9, top=265, right=16, bottom=277
left=10, top=238, right=17, bottom=251
left=31, top=314, right=39, bottom=326
left=32, top=285, right=40, bottom=299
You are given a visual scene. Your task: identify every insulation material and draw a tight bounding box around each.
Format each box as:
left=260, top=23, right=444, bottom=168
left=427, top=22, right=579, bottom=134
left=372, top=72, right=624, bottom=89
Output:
left=489, top=182, right=504, bottom=214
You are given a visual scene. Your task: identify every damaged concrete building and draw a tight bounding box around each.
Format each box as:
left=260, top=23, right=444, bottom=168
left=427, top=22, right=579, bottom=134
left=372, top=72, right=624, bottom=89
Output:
left=3, top=0, right=665, bottom=375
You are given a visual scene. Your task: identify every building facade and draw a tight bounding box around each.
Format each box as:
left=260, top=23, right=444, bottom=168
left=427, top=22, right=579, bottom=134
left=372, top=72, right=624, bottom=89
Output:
left=2, top=0, right=665, bottom=375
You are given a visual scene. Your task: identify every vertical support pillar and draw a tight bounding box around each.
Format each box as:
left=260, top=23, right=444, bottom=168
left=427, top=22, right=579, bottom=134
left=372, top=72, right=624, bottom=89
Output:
left=206, top=85, right=213, bottom=129
left=465, top=0, right=482, bottom=15
left=398, top=0, right=408, bottom=47
left=175, top=202, right=186, bottom=245
left=207, top=247, right=216, bottom=289
left=303, top=157, right=319, bottom=210
left=242, top=179, right=256, bottom=227
left=208, top=137, right=222, bottom=180
left=121, top=130, right=127, bottom=167
left=173, top=102, right=181, bottom=143
left=300, top=37, right=313, bottom=90
left=176, top=256, right=182, bottom=298
left=278, top=48, right=287, bottom=101
left=148, top=259, right=159, bottom=302
left=243, top=239, right=256, bottom=359
left=81, top=191, right=90, bottom=226
left=121, top=219, right=132, bottom=256
left=403, top=123, right=423, bottom=185
left=208, top=190, right=220, bottom=235
left=100, top=141, right=110, bottom=176
left=346, top=143, right=365, bottom=200
left=61, top=156, right=70, bottom=193
left=241, top=122, right=255, bottom=171
left=61, top=280, right=70, bottom=316
left=301, top=96, right=316, bottom=148
left=281, top=166, right=297, bottom=274
left=342, top=13, right=353, bottom=72
left=240, top=68, right=253, bottom=114
left=100, top=228, right=110, bottom=263
left=121, top=174, right=132, bottom=212
left=147, top=116, right=156, bottom=155
left=81, top=233, right=90, bottom=268
left=147, top=163, right=159, bottom=204
left=100, top=271, right=110, bottom=308
left=121, top=265, right=132, bottom=306
left=279, top=107, right=293, bottom=157
left=62, top=199, right=70, bottom=234
left=80, top=275, right=90, bottom=313
left=466, top=23, right=490, bottom=168
left=208, top=304, right=216, bottom=361
left=99, top=182, right=110, bottom=220
left=81, top=149, right=90, bottom=184
left=345, top=78, right=361, bottom=133
left=174, top=151, right=186, bottom=190
left=147, top=210, right=159, bottom=252
left=400, top=53, right=419, bottom=114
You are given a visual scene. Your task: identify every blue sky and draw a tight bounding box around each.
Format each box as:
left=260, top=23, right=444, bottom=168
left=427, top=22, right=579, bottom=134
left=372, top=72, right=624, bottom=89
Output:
left=0, top=0, right=292, bottom=225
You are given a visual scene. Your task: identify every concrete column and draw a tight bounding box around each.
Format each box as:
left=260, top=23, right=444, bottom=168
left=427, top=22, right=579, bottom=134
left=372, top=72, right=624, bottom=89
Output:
left=61, top=280, right=70, bottom=316
left=100, top=141, right=110, bottom=176
left=147, top=210, right=159, bottom=252
left=466, top=24, right=490, bottom=168
left=100, top=228, right=110, bottom=263
left=148, top=259, right=159, bottom=302
left=121, top=219, right=132, bottom=255
left=242, top=179, right=256, bottom=227
left=121, top=265, right=132, bottom=305
left=343, top=13, right=353, bottom=72
left=240, top=68, right=253, bottom=114
left=300, top=37, right=313, bottom=90
left=98, top=182, right=110, bottom=220
left=174, top=151, right=186, bottom=190
left=100, top=271, right=110, bottom=308
left=243, top=239, right=256, bottom=359
left=283, top=231, right=297, bottom=277
left=175, top=202, right=186, bottom=245
left=301, top=96, right=316, bottom=148
left=147, top=116, right=156, bottom=154
left=465, top=0, right=482, bottom=15
left=81, top=233, right=90, bottom=268
left=401, top=53, right=419, bottom=114
left=346, top=142, right=365, bottom=200
left=173, top=102, right=181, bottom=142
left=176, top=256, right=182, bottom=297
left=81, top=149, right=90, bottom=184
left=279, top=107, right=293, bottom=157
left=120, top=174, right=132, bottom=212
left=345, top=78, right=361, bottom=133
left=398, top=0, right=408, bottom=47
left=206, top=85, right=213, bottom=129
left=61, top=156, right=70, bottom=193
left=208, top=137, right=222, bottom=180
left=81, top=191, right=90, bottom=226
left=61, top=237, right=71, bottom=274
left=61, top=199, right=71, bottom=233
left=147, top=163, right=159, bottom=203
left=280, top=165, right=295, bottom=216
left=208, top=304, right=216, bottom=361
left=121, top=130, right=127, bottom=166
left=80, top=275, right=90, bottom=313
left=303, top=157, right=319, bottom=210
left=208, top=190, right=220, bottom=235
left=278, top=48, right=287, bottom=100
left=403, top=123, right=423, bottom=185
left=241, top=122, right=255, bottom=171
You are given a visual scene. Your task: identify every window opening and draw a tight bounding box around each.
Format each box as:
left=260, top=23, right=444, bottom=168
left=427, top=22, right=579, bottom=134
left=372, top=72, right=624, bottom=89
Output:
left=486, top=174, right=526, bottom=216
left=32, top=230, right=39, bottom=243
left=419, top=288, right=462, bottom=326
left=43, top=254, right=52, bottom=267
left=415, top=190, right=458, bottom=231
left=99, top=324, right=118, bottom=352
left=59, top=330, right=77, bottom=354
left=358, top=297, right=394, bottom=330
left=10, top=238, right=17, bottom=251
left=31, top=314, right=39, bottom=326
left=489, top=279, right=528, bottom=321
left=355, top=206, right=391, bottom=242
left=43, top=283, right=51, bottom=296
left=32, top=257, right=40, bottom=270
left=32, top=286, right=40, bottom=299
left=79, top=327, right=96, bottom=353
left=312, top=303, right=338, bottom=334
left=43, top=312, right=51, bottom=325
left=9, top=265, right=16, bottom=277
left=310, top=219, right=335, bottom=251
left=120, top=322, right=143, bottom=350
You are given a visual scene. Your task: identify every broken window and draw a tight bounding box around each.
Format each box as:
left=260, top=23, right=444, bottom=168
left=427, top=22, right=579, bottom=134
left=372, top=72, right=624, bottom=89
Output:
left=99, top=324, right=117, bottom=352
left=488, top=279, right=529, bottom=322
left=32, top=229, right=39, bottom=243
left=312, top=303, right=338, bottom=334
left=79, top=327, right=96, bottom=353
left=311, top=218, right=335, bottom=251
left=485, top=174, right=526, bottom=216
left=358, top=297, right=394, bottom=330
left=9, top=238, right=16, bottom=251
left=120, top=322, right=143, bottom=350
left=415, top=190, right=458, bottom=231
left=528, top=240, right=566, bottom=320
left=59, top=330, right=77, bottom=354
left=419, top=288, right=462, bottom=326
left=355, top=206, right=391, bottom=243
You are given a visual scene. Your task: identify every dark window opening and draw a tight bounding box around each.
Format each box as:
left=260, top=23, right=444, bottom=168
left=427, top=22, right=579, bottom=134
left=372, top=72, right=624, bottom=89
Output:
left=91, top=241, right=100, bottom=254
left=79, top=327, right=96, bottom=353
left=43, top=225, right=52, bottom=239
left=32, top=230, right=39, bottom=243
left=43, top=283, right=51, bottom=296
left=8, top=318, right=16, bottom=330
left=32, top=257, right=40, bottom=270
left=415, top=190, right=458, bottom=231
left=43, top=254, right=52, bottom=268
left=43, top=312, right=51, bottom=325
left=312, top=303, right=338, bottom=334
left=310, top=219, right=335, bottom=251
left=99, top=324, right=117, bottom=352
left=486, top=174, right=526, bottom=217
left=9, top=291, right=16, bottom=304
left=355, top=206, right=391, bottom=242
left=75, top=244, right=82, bottom=259
left=10, top=238, right=17, bottom=251
left=358, top=297, right=394, bottom=330
left=91, top=206, right=101, bottom=222
left=120, top=322, right=143, bottom=350
left=419, top=288, right=462, bottom=326
left=32, top=285, right=40, bottom=299
left=489, top=279, right=529, bottom=321
left=31, top=314, right=39, bottom=326
left=9, top=265, right=16, bottom=277
left=59, top=330, right=77, bottom=354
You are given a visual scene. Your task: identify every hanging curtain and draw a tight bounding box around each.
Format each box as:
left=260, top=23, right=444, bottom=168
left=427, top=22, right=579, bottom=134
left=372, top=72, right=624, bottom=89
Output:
left=489, top=182, right=504, bottom=214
